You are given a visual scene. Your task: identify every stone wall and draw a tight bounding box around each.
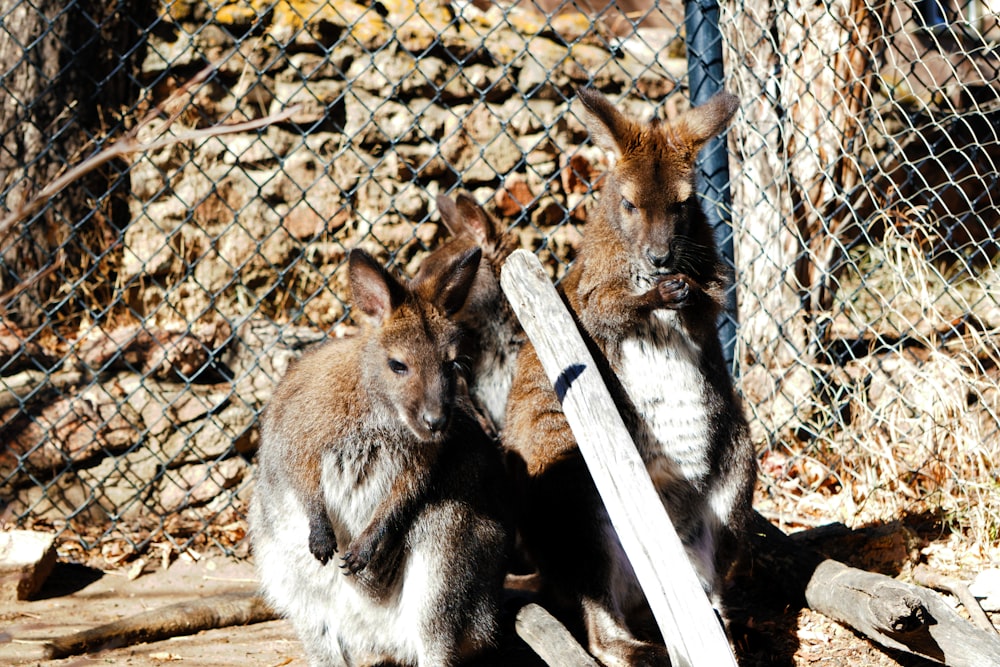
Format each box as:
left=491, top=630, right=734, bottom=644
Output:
left=1, top=0, right=688, bottom=552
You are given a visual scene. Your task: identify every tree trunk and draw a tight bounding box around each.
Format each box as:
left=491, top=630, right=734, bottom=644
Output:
left=0, top=0, right=147, bottom=326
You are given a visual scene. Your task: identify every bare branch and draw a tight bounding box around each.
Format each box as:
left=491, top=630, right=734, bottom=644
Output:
left=0, top=105, right=301, bottom=240
left=912, top=564, right=999, bottom=635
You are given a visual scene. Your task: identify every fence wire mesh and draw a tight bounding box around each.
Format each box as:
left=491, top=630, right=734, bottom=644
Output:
left=1, top=0, right=998, bottom=566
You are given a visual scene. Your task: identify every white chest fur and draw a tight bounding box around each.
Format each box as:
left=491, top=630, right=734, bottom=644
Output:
left=320, top=437, right=403, bottom=539
left=614, top=310, right=710, bottom=484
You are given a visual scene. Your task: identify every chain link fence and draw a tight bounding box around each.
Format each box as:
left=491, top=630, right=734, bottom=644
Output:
left=1, top=0, right=998, bottom=566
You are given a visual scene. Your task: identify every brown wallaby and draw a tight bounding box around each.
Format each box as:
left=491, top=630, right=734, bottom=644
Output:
left=419, top=192, right=523, bottom=435
left=250, top=247, right=511, bottom=667
left=503, top=89, right=757, bottom=666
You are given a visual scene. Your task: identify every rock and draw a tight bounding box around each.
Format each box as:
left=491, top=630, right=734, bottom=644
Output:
left=0, top=531, right=57, bottom=601
left=970, top=569, right=1000, bottom=611
left=496, top=176, right=535, bottom=216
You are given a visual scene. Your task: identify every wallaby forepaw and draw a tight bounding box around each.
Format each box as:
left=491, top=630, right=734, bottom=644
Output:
left=340, top=536, right=376, bottom=575
left=340, top=551, right=366, bottom=575
left=658, top=274, right=690, bottom=309
left=629, top=643, right=672, bottom=666
left=308, top=523, right=338, bottom=565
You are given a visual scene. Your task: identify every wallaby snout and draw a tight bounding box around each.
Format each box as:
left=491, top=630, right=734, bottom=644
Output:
left=422, top=409, right=449, bottom=433
left=398, top=364, right=455, bottom=441
left=646, top=246, right=672, bottom=270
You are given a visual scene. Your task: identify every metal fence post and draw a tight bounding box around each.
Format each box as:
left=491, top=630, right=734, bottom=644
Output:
left=684, top=0, right=738, bottom=374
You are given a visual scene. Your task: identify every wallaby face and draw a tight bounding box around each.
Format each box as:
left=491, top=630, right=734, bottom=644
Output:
left=350, top=249, right=474, bottom=442
left=577, top=87, right=739, bottom=288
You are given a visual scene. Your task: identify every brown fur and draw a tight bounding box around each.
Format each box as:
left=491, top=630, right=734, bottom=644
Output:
left=251, top=247, right=511, bottom=666
left=421, top=192, right=524, bottom=435
left=504, top=89, right=756, bottom=666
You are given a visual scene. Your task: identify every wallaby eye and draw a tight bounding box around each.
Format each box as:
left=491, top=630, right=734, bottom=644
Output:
left=621, top=197, right=637, bottom=214
left=388, top=359, right=408, bottom=375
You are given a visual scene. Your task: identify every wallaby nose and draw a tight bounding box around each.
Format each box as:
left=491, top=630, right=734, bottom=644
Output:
left=423, top=411, right=449, bottom=433
left=647, top=247, right=672, bottom=269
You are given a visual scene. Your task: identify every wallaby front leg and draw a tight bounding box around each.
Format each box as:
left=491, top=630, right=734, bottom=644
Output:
left=306, top=496, right=338, bottom=565
left=341, top=466, right=429, bottom=579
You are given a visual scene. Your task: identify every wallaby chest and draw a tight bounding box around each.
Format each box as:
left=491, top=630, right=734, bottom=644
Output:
left=611, top=309, right=711, bottom=485
left=320, top=428, right=432, bottom=537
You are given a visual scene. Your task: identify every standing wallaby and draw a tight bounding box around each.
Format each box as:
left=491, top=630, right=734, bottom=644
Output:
left=250, top=247, right=511, bottom=667
left=503, top=89, right=757, bottom=666
left=419, top=192, right=523, bottom=435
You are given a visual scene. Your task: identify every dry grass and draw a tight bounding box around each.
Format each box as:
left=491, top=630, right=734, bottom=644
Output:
left=755, top=209, right=1000, bottom=548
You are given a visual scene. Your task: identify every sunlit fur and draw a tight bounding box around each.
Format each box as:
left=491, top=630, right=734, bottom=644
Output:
left=251, top=248, right=510, bottom=667
left=504, top=89, right=757, bottom=666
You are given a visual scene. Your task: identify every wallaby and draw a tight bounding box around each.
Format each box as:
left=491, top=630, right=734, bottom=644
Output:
left=250, top=247, right=511, bottom=667
left=503, top=89, right=757, bottom=666
left=419, top=192, right=524, bottom=435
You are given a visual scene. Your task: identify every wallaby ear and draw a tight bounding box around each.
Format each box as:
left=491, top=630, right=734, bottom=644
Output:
left=577, top=88, right=631, bottom=160
left=432, top=246, right=483, bottom=316
left=675, top=91, right=739, bottom=153
left=436, top=194, right=463, bottom=238
left=348, top=249, right=405, bottom=324
left=437, top=192, right=499, bottom=247
left=454, top=193, right=500, bottom=246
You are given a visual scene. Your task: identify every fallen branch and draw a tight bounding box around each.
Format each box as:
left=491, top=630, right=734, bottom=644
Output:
left=515, top=603, right=599, bottom=667
left=912, top=563, right=998, bottom=635
left=748, top=512, right=1000, bottom=667
left=8, top=592, right=277, bottom=661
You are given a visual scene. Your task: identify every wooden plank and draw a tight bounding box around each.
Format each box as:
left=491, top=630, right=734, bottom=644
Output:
left=500, top=249, right=738, bottom=667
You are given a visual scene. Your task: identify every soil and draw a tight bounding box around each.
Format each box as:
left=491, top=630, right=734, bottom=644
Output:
left=0, top=519, right=987, bottom=667
left=0, top=557, right=305, bottom=667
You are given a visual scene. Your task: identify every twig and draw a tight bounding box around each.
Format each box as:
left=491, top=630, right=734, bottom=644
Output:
left=912, top=563, right=998, bottom=635
left=0, top=105, right=301, bottom=239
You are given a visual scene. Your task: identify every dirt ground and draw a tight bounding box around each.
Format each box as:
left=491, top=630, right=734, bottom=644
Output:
left=0, top=519, right=990, bottom=667
left=0, top=556, right=306, bottom=667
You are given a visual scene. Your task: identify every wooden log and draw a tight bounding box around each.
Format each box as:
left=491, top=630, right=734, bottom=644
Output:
left=747, top=511, right=1000, bottom=667
left=515, top=603, right=600, bottom=667
left=500, top=249, right=738, bottom=666
left=5, top=592, right=278, bottom=661
left=805, top=560, right=1000, bottom=667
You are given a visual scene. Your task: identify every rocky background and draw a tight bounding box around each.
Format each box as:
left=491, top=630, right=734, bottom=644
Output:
left=5, top=0, right=999, bottom=566
left=1, top=0, right=693, bottom=559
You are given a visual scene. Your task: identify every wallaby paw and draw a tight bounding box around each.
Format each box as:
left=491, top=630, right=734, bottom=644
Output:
left=657, top=274, right=690, bottom=309
left=593, top=638, right=671, bottom=667
left=308, top=522, right=338, bottom=565
left=627, top=642, right=672, bottom=666
left=340, top=536, right=377, bottom=575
